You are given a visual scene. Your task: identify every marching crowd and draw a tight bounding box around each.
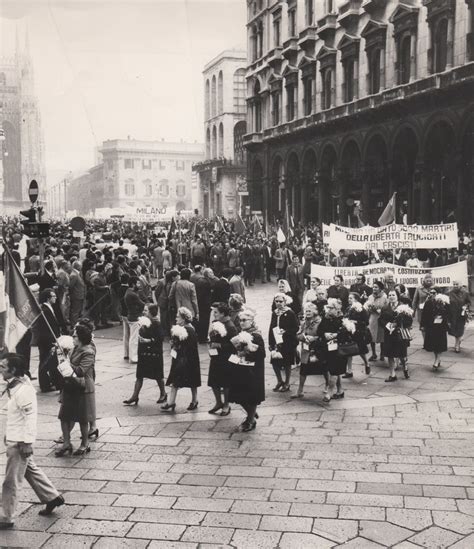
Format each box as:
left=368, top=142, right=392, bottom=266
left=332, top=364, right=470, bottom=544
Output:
left=0, top=217, right=472, bottom=529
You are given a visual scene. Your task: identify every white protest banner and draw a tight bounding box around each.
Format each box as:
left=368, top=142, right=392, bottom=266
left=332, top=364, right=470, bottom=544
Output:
left=322, top=223, right=331, bottom=244
left=311, top=261, right=468, bottom=289
left=328, top=223, right=458, bottom=251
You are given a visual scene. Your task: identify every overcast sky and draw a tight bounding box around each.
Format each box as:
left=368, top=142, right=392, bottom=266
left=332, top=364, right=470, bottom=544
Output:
left=1, top=0, right=246, bottom=186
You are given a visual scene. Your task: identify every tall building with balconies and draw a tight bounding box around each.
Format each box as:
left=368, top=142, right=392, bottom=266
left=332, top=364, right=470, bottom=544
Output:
left=244, top=0, right=474, bottom=230
left=193, top=50, right=248, bottom=219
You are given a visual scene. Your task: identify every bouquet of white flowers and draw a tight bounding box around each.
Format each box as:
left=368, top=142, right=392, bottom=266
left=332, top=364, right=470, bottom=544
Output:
left=395, top=304, right=414, bottom=318
left=209, top=321, right=227, bottom=339
left=138, top=316, right=151, bottom=328
left=171, top=325, right=188, bottom=342
left=231, top=331, right=257, bottom=353
left=434, top=293, right=450, bottom=305
left=56, top=335, right=74, bottom=359
left=350, top=302, right=363, bottom=312
left=58, top=358, right=74, bottom=378
left=342, top=318, right=356, bottom=334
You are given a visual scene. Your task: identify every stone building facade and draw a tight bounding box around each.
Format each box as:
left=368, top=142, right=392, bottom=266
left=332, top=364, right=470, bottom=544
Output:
left=0, top=31, right=46, bottom=214
left=244, top=0, right=474, bottom=230
left=193, top=50, right=248, bottom=219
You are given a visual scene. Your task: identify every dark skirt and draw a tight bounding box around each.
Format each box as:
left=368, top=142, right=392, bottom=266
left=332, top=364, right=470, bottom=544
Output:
left=382, top=332, right=408, bottom=359
left=300, top=360, right=328, bottom=376
left=424, top=324, right=448, bottom=353
left=136, top=354, right=164, bottom=380
left=58, top=391, right=96, bottom=423
left=166, top=356, right=201, bottom=388
left=228, top=362, right=265, bottom=406
left=326, top=352, right=348, bottom=376
left=208, top=355, right=231, bottom=388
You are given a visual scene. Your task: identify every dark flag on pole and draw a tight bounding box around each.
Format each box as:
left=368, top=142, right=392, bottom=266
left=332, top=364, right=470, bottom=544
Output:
left=235, top=214, right=247, bottom=236
left=169, top=216, right=177, bottom=235
left=2, top=245, right=41, bottom=350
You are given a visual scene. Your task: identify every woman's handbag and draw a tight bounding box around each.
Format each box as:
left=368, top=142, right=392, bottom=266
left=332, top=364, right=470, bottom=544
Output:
left=63, top=375, right=85, bottom=394
left=399, top=327, right=413, bottom=341
left=337, top=341, right=359, bottom=357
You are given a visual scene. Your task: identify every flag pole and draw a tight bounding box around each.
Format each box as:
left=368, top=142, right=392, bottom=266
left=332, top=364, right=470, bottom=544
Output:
left=392, top=192, right=397, bottom=265
left=3, top=244, right=66, bottom=361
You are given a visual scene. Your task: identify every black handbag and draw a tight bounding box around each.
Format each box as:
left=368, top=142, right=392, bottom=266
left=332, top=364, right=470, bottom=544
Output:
left=337, top=341, right=359, bottom=357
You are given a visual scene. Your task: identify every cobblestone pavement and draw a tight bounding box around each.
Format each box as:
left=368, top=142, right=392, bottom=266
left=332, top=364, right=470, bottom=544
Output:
left=1, top=283, right=473, bottom=548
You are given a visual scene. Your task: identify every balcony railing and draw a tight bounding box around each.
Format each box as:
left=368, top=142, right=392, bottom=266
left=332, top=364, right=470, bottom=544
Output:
left=243, top=132, right=263, bottom=146
left=282, top=37, right=298, bottom=59
left=298, top=26, right=318, bottom=49
left=338, top=0, right=362, bottom=26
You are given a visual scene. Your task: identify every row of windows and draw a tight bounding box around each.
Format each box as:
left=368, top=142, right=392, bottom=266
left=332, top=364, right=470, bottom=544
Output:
left=205, top=121, right=247, bottom=163
left=205, top=68, right=246, bottom=119
left=251, top=12, right=462, bottom=130
left=119, top=158, right=187, bottom=170
left=123, top=179, right=187, bottom=198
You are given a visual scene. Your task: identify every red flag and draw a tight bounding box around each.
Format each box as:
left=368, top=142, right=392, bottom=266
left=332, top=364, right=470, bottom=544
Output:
left=378, top=193, right=397, bottom=226
left=2, top=245, right=41, bottom=350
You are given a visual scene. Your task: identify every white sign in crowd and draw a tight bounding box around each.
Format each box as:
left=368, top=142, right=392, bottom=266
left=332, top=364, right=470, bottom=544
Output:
left=311, top=261, right=468, bottom=289
left=323, top=223, right=459, bottom=251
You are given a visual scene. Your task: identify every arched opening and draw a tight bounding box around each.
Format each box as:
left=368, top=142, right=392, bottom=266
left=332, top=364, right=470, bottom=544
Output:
left=205, top=79, right=210, bottom=119
left=286, top=153, right=300, bottom=221
left=392, top=127, right=418, bottom=224
left=320, top=145, right=337, bottom=223
left=233, top=69, right=246, bottom=113
left=218, top=71, right=224, bottom=113
left=364, top=135, right=388, bottom=225
left=211, top=125, right=217, bottom=158
left=233, top=120, right=247, bottom=165
left=250, top=160, right=264, bottom=212
left=423, top=120, right=457, bottom=224
left=271, top=156, right=284, bottom=222
left=211, top=75, right=217, bottom=117
left=340, top=140, right=361, bottom=226
left=301, top=149, right=318, bottom=224
left=206, top=127, right=211, bottom=159
left=218, top=123, right=224, bottom=157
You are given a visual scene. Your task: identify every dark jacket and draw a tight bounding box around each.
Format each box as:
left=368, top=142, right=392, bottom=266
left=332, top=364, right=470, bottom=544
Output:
left=124, top=288, right=145, bottom=322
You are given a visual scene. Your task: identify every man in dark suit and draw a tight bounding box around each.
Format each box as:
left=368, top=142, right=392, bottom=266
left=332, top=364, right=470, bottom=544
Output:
left=213, top=268, right=232, bottom=303
left=32, top=288, right=62, bottom=392
left=286, top=255, right=305, bottom=306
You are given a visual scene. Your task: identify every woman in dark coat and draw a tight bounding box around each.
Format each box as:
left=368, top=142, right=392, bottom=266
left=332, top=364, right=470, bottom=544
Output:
left=196, top=268, right=214, bottom=343
left=56, top=324, right=96, bottom=457
left=273, top=279, right=301, bottom=316
left=343, top=292, right=371, bottom=378
left=228, top=308, right=265, bottom=432
left=123, top=304, right=166, bottom=406
left=421, top=288, right=450, bottom=369
left=269, top=292, right=299, bottom=392
left=379, top=290, right=413, bottom=381
left=162, top=307, right=201, bottom=412
left=292, top=302, right=326, bottom=399
left=207, top=302, right=238, bottom=416
left=448, top=281, right=471, bottom=352
left=316, top=298, right=349, bottom=402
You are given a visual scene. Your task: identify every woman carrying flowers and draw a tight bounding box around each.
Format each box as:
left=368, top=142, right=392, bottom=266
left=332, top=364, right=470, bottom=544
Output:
left=207, top=302, right=238, bottom=416
left=292, top=302, right=325, bottom=399
left=316, top=298, right=351, bottom=402
left=268, top=292, right=299, bottom=392
left=364, top=281, right=387, bottom=363
left=421, top=288, right=451, bottom=369
left=162, top=307, right=201, bottom=412
left=379, top=290, right=413, bottom=382
left=343, top=292, right=371, bottom=378
left=123, top=304, right=166, bottom=406
left=228, top=309, right=265, bottom=432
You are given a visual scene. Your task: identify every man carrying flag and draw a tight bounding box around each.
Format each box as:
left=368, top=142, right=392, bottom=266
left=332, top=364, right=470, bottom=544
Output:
left=234, top=214, right=247, bottom=236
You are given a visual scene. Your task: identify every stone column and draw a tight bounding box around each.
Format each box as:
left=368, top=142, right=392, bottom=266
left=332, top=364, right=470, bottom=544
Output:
left=419, top=164, right=431, bottom=225
left=316, top=171, right=326, bottom=224
left=338, top=170, right=349, bottom=226
left=380, top=47, right=386, bottom=89
left=354, top=56, right=359, bottom=100
left=446, top=16, right=455, bottom=69
left=410, top=33, right=417, bottom=81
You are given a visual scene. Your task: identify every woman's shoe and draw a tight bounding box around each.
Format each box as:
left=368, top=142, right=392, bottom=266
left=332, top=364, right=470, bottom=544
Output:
left=156, top=394, right=168, bottom=404
left=333, top=392, right=345, bottom=399
left=272, top=382, right=283, bottom=392
left=365, top=364, right=371, bottom=375
left=322, top=395, right=331, bottom=403
left=385, top=376, right=398, bottom=382
left=368, top=355, right=377, bottom=362
left=54, top=436, right=64, bottom=444
left=208, top=404, right=223, bottom=414
left=161, top=403, right=176, bottom=412
left=88, top=429, right=99, bottom=440
left=72, top=446, right=91, bottom=456
left=279, top=384, right=290, bottom=392
left=241, top=420, right=256, bottom=432
left=403, top=368, right=410, bottom=379
left=220, top=406, right=231, bottom=416
left=187, top=401, right=199, bottom=411
left=54, top=445, right=73, bottom=457
left=342, top=372, right=353, bottom=379
left=123, top=398, right=139, bottom=406
left=254, top=412, right=259, bottom=419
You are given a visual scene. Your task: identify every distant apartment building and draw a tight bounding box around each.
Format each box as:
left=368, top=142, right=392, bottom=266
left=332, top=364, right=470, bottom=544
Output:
left=193, top=50, right=248, bottom=219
